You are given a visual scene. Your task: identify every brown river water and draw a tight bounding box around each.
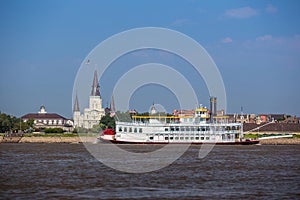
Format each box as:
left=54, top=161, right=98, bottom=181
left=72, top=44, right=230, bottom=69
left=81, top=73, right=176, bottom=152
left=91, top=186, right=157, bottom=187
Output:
left=1, top=143, right=299, bottom=199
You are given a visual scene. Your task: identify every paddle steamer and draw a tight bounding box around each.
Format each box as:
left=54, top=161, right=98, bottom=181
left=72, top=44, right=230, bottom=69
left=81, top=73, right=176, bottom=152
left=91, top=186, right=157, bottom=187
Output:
left=100, top=97, right=259, bottom=145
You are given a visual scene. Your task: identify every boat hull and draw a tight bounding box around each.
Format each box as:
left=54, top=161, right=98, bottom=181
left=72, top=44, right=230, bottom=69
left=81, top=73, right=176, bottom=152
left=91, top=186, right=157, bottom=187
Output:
left=99, top=138, right=259, bottom=145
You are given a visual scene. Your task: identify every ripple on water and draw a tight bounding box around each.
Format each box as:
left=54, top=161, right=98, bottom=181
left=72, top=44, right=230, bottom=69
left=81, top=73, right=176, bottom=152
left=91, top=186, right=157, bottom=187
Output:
left=0, top=143, right=299, bottom=199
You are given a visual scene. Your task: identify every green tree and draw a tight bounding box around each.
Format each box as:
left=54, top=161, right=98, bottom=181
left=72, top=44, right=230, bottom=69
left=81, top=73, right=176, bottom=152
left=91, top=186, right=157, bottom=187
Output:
left=99, top=113, right=116, bottom=130
left=0, top=113, right=13, bottom=132
left=44, top=128, right=64, bottom=133
left=114, top=111, right=132, bottom=122
left=91, top=124, right=101, bottom=133
left=26, top=118, right=34, bottom=128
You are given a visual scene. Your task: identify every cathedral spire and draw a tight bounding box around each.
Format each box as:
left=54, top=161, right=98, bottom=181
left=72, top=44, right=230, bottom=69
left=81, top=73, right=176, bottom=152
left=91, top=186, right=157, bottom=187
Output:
left=91, top=70, right=101, bottom=96
left=110, top=95, right=116, bottom=117
left=73, top=94, right=80, bottom=112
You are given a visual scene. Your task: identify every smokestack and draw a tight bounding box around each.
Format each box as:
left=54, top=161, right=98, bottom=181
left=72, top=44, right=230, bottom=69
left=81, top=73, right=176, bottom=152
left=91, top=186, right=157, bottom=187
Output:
left=210, top=97, right=217, bottom=122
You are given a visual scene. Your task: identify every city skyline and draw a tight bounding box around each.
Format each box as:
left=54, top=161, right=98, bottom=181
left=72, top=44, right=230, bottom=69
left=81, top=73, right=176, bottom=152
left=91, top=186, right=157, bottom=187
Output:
left=1, top=0, right=299, bottom=118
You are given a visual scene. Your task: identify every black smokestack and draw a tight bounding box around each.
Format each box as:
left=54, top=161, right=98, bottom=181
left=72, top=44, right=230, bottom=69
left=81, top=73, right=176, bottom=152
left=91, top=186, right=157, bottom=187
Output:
left=210, top=97, right=217, bottom=122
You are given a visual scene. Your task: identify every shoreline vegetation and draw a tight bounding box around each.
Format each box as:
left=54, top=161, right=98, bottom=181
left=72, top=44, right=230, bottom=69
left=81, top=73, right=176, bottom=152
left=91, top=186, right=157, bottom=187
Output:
left=1, top=132, right=300, bottom=145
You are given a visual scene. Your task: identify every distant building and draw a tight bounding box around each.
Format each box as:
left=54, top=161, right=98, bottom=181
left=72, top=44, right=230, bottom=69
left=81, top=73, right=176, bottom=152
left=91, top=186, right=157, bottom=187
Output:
left=256, top=114, right=270, bottom=124
left=173, top=109, right=194, bottom=116
left=73, top=71, right=105, bottom=129
left=270, top=114, right=286, bottom=122
left=227, top=113, right=256, bottom=123
left=128, top=109, right=137, bottom=115
left=150, top=104, right=158, bottom=115
left=21, top=105, right=73, bottom=131
left=216, top=109, right=225, bottom=116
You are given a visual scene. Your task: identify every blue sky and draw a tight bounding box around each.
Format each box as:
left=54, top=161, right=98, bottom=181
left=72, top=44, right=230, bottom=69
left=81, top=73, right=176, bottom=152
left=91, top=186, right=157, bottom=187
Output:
left=0, top=0, right=299, bottom=118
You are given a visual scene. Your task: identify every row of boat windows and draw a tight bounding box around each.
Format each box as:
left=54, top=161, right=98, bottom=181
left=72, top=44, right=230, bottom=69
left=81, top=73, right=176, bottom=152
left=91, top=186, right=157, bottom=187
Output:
left=167, top=126, right=240, bottom=132
left=149, top=136, right=210, bottom=140
left=118, top=127, right=143, bottom=133
left=118, top=126, right=240, bottom=133
left=149, top=133, right=237, bottom=140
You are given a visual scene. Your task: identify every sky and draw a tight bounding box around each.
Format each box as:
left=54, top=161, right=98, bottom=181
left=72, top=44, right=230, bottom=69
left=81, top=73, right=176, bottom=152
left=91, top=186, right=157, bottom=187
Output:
left=0, top=0, right=299, bottom=118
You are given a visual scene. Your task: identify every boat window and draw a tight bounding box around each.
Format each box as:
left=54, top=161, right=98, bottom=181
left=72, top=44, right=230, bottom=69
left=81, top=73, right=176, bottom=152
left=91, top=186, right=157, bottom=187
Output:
left=149, top=136, right=153, bottom=140
left=170, top=137, right=173, bottom=140
left=236, top=126, right=240, bottom=130
left=190, top=137, right=194, bottom=140
left=119, top=127, right=122, bottom=132
left=186, top=127, right=190, bottom=131
left=175, top=127, right=179, bottom=131
left=191, top=127, right=195, bottom=131
left=185, top=137, right=189, bottom=140
left=206, top=137, right=210, bottom=140
left=206, top=127, right=210, bottom=131
left=201, top=137, right=204, bottom=140
left=195, top=137, right=199, bottom=140
left=180, top=137, right=184, bottom=140
left=175, top=137, right=179, bottom=140
left=129, top=127, right=132, bottom=132
left=134, top=128, right=137, bottom=133
left=180, top=127, right=184, bottom=131
left=124, top=127, right=127, bottom=132
left=165, top=128, right=169, bottom=131
left=197, top=127, right=201, bottom=132
left=165, top=137, right=169, bottom=140
left=170, top=127, right=174, bottom=131
left=139, top=128, right=142, bottom=133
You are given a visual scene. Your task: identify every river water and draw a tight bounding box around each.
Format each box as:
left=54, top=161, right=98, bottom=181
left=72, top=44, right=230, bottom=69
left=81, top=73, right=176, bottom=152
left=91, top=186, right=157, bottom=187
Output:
left=1, top=143, right=299, bottom=199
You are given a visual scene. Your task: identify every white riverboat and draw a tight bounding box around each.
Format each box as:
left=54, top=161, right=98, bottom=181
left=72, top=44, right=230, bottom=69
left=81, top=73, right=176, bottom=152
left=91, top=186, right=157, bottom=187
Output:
left=100, top=102, right=259, bottom=145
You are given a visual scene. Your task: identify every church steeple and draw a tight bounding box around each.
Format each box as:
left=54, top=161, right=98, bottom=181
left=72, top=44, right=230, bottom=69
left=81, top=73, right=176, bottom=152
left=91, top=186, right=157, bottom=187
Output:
left=91, top=70, right=101, bottom=96
left=73, top=94, right=80, bottom=112
left=110, top=95, right=116, bottom=117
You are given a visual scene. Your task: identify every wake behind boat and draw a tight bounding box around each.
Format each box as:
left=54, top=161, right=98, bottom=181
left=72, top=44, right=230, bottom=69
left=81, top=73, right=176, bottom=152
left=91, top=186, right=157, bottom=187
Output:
left=100, top=97, right=259, bottom=145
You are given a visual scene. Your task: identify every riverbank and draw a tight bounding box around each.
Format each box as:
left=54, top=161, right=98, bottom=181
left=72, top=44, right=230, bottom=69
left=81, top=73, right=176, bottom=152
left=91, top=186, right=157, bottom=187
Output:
left=258, top=138, right=300, bottom=145
left=0, top=136, right=97, bottom=143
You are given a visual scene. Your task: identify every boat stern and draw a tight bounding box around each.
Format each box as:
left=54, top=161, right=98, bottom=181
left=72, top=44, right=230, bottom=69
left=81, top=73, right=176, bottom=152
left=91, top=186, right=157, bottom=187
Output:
left=99, top=128, right=115, bottom=142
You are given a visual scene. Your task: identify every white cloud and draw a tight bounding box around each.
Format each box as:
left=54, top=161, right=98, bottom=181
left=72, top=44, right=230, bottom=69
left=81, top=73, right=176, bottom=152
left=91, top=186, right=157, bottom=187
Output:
left=256, top=35, right=273, bottom=41
left=222, top=37, right=233, bottom=43
left=266, top=4, right=277, bottom=14
left=225, top=7, right=258, bottom=19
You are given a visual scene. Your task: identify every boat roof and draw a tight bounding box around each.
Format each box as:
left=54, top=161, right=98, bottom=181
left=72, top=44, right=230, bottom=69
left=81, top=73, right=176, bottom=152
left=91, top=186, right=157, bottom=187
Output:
left=132, top=115, right=229, bottom=119
left=132, top=115, right=189, bottom=119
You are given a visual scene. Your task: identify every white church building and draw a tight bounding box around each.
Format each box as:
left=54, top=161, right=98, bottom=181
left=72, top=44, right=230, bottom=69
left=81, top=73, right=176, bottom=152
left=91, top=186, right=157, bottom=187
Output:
left=73, top=70, right=105, bottom=129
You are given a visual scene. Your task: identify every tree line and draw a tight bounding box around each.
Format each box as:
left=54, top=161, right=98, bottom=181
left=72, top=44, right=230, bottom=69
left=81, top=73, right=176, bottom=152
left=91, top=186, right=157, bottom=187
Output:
left=0, top=112, right=34, bottom=133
